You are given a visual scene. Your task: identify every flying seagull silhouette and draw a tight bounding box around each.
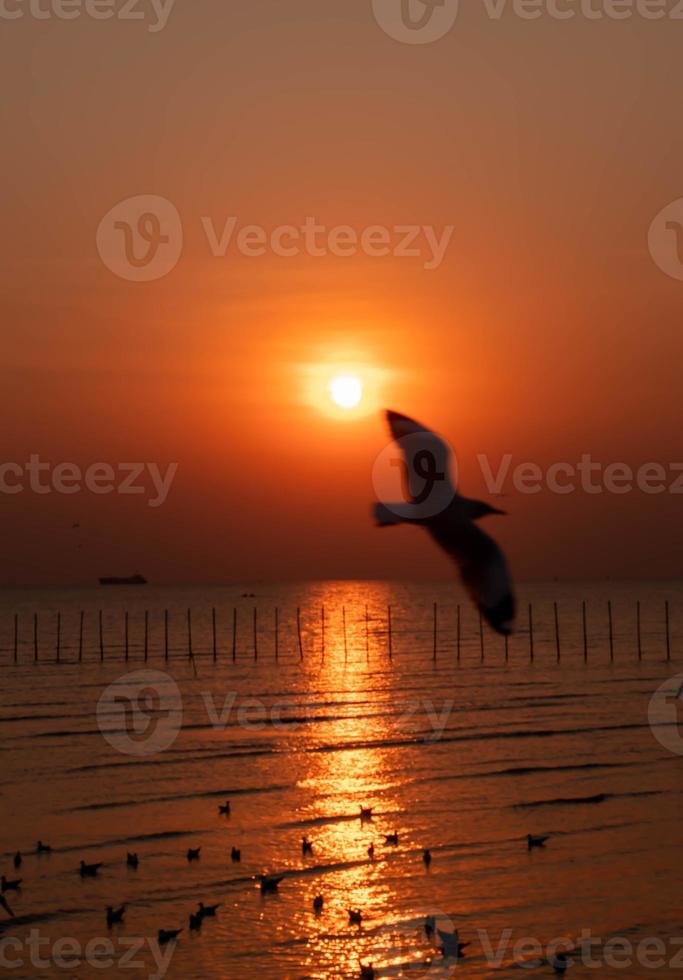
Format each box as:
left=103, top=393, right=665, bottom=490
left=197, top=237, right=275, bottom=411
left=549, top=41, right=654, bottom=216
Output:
left=373, top=410, right=515, bottom=635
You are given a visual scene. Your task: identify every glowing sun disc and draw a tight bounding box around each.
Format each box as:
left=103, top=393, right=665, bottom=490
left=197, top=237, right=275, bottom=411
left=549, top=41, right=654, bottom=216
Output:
left=328, top=374, right=363, bottom=410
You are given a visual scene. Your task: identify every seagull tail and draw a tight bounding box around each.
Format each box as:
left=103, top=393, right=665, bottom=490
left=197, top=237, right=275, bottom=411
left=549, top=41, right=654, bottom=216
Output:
left=373, top=503, right=407, bottom=527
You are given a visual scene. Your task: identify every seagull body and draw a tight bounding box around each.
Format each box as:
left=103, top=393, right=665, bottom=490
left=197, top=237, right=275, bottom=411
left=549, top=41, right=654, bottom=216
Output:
left=367, top=843, right=375, bottom=860
left=158, top=929, right=182, bottom=945
left=359, top=806, right=373, bottom=821
left=186, top=847, right=201, bottom=862
left=198, top=902, right=220, bottom=918
left=373, top=410, right=515, bottom=635
left=79, top=861, right=102, bottom=877
left=260, top=873, right=284, bottom=893
left=425, top=914, right=436, bottom=938
left=1, top=876, right=21, bottom=893
left=360, top=964, right=375, bottom=980
left=348, top=908, right=363, bottom=926
left=313, top=894, right=324, bottom=913
left=301, top=836, right=314, bottom=856
left=127, top=852, right=139, bottom=869
left=106, top=905, right=125, bottom=927
left=231, top=846, right=241, bottom=862
left=527, top=834, right=549, bottom=850
left=423, top=848, right=432, bottom=867
left=36, top=841, right=51, bottom=854
left=218, top=801, right=231, bottom=815
left=13, top=853, right=21, bottom=869
left=384, top=832, right=399, bottom=846
left=189, top=911, right=203, bottom=931
left=438, top=928, right=468, bottom=958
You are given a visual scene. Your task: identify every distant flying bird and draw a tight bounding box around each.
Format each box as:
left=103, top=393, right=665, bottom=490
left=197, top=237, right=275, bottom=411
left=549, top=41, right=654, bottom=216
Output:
left=527, top=834, right=549, bottom=850
left=373, top=410, right=515, bottom=635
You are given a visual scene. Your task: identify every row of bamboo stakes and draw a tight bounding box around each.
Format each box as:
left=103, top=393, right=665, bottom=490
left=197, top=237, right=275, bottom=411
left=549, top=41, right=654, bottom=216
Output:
left=2, top=600, right=675, bottom=664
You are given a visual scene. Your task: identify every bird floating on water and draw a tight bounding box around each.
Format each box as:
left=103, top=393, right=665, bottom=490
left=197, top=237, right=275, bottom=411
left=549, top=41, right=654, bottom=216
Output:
left=384, top=832, right=399, bottom=846
left=36, top=841, right=51, bottom=854
left=231, top=846, right=241, bottom=862
left=158, top=929, right=182, bottom=945
left=359, top=806, right=373, bottom=821
left=189, top=911, right=203, bottom=931
left=79, top=861, right=102, bottom=877
left=218, top=801, right=231, bottom=815
left=438, top=928, right=469, bottom=959
left=348, top=908, right=363, bottom=927
left=425, top=915, right=436, bottom=938
left=313, top=894, right=324, bottom=913
left=106, top=905, right=125, bottom=927
left=423, top=848, right=432, bottom=867
left=301, top=836, right=314, bottom=856
left=360, top=963, right=375, bottom=980
left=374, top=410, right=515, bottom=635
left=13, top=853, right=21, bottom=869
left=260, top=873, right=284, bottom=893
left=126, top=852, right=139, bottom=869
left=186, top=847, right=201, bottom=862
left=367, top=843, right=375, bottom=860
left=527, top=834, right=549, bottom=850
left=0, top=876, right=21, bottom=893
left=198, top=902, right=220, bottom=918
left=550, top=951, right=569, bottom=974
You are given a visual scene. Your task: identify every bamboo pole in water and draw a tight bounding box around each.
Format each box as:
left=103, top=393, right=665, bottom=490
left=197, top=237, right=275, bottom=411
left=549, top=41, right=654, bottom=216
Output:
left=78, top=610, right=84, bottom=663
left=274, top=608, right=279, bottom=663
left=99, top=610, right=104, bottom=662
left=665, top=601, right=671, bottom=662
left=607, top=601, right=614, bottom=662
left=232, top=608, right=237, bottom=663
left=296, top=607, right=304, bottom=662
left=212, top=607, right=217, bottom=662
left=342, top=606, right=348, bottom=664
left=554, top=602, right=561, bottom=663
left=34, top=612, right=38, bottom=663
left=528, top=604, right=534, bottom=663
left=144, top=610, right=149, bottom=662
left=582, top=600, right=588, bottom=663
left=387, top=605, right=393, bottom=660
left=456, top=604, right=461, bottom=663
left=637, top=600, right=642, bottom=661
left=253, top=607, right=258, bottom=662
left=478, top=610, right=484, bottom=664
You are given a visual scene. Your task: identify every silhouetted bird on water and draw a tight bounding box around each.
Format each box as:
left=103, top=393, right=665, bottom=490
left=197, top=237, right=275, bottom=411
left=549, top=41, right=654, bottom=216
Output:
left=301, top=836, right=314, bottom=856
left=198, top=902, right=220, bottom=918
left=79, top=861, right=102, bottom=877
left=158, top=929, right=182, bottom=945
left=0, top=895, right=14, bottom=918
left=231, top=846, right=241, bottom=862
left=551, top=952, right=569, bottom=974
left=423, top=848, right=432, bottom=867
left=360, top=963, right=375, bottom=979
left=384, top=832, right=399, bottom=846
left=186, top=847, right=201, bottom=862
left=260, top=873, right=284, bottom=893
left=1, top=876, right=21, bottom=893
left=313, top=895, right=324, bottom=913
left=438, top=928, right=469, bottom=959
left=126, top=852, right=139, bottom=869
left=359, top=806, right=373, bottom=821
left=425, top=915, right=436, bottom=938
left=13, top=853, right=21, bottom=869
left=189, top=911, right=203, bottom=931
left=348, top=908, right=363, bottom=926
left=367, top=843, right=375, bottom=860
left=36, top=841, right=51, bottom=854
left=106, top=905, right=125, bottom=927
left=373, top=410, right=515, bottom=635
left=527, top=834, right=549, bottom=850
left=218, top=801, right=231, bottom=815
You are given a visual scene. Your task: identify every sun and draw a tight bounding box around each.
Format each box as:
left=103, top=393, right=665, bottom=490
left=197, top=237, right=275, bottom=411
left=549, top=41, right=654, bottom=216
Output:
left=328, top=374, right=363, bottom=410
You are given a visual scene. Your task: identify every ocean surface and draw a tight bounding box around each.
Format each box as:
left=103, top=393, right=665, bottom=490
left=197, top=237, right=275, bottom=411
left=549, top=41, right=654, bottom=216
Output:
left=0, top=580, right=682, bottom=979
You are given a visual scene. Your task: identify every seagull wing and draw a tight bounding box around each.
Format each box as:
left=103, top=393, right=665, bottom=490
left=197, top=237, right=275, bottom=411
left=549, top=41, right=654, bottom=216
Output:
left=432, top=520, right=515, bottom=635
left=385, top=410, right=456, bottom=502
left=0, top=894, right=14, bottom=917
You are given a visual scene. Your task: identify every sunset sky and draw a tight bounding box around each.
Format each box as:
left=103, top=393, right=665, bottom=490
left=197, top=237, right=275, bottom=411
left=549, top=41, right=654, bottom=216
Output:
left=1, top=2, right=682, bottom=586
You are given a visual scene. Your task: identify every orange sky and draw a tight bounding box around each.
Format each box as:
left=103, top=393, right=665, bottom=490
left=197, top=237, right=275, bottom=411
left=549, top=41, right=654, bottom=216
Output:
left=1, top=4, right=682, bottom=586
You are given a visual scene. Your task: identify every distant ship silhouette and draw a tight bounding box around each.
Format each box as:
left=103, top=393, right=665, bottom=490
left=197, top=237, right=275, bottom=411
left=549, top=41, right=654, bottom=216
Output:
left=98, top=574, right=147, bottom=586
